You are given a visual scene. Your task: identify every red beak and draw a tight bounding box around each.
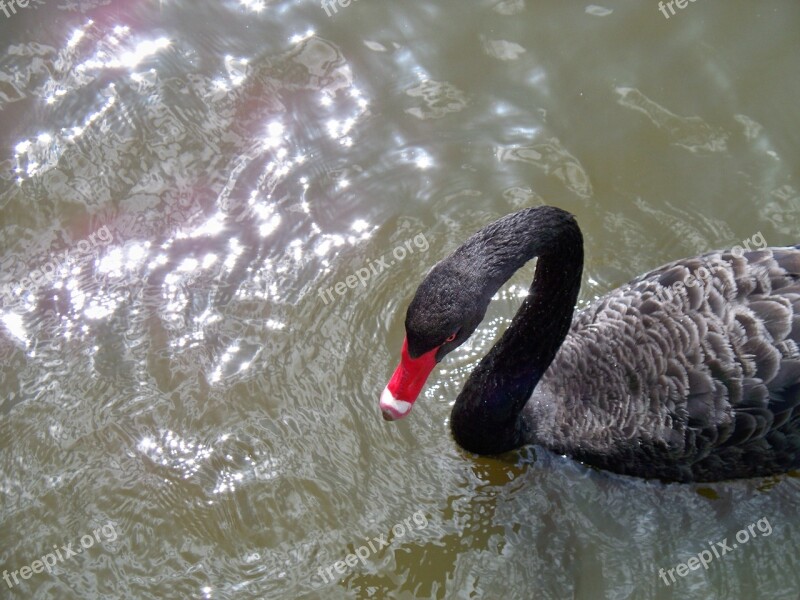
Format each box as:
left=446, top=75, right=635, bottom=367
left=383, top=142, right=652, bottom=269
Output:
left=380, top=337, right=438, bottom=421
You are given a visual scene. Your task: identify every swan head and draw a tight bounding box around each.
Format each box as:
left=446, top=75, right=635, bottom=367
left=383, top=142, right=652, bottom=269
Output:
left=380, top=261, right=488, bottom=421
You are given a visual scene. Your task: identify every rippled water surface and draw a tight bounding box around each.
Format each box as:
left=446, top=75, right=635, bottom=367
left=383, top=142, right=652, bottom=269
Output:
left=1, top=1, right=799, bottom=599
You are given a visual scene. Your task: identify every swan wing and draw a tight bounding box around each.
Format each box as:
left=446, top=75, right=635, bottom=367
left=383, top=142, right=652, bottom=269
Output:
left=536, top=245, right=800, bottom=480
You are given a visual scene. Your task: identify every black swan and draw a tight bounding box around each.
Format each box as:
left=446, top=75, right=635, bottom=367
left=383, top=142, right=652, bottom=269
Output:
left=379, top=206, right=800, bottom=482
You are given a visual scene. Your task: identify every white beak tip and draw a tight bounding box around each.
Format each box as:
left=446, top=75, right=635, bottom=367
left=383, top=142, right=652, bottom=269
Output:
left=380, top=386, right=413, bottom=421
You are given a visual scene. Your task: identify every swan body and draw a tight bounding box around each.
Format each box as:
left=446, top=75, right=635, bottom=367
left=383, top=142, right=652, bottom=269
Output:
left=380, top=206, right=800, bottom=482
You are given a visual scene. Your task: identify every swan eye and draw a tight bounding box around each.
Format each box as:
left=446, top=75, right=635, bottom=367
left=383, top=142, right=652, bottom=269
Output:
left=445, top=333, right=457, bottom=343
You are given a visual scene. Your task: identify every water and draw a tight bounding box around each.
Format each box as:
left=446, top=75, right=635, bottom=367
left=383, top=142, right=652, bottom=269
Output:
left=1, top=1, right=799, bottom=598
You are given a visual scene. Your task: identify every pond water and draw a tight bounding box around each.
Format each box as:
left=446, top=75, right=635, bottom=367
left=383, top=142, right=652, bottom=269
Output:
left=1, top=1, right=799, bottom=599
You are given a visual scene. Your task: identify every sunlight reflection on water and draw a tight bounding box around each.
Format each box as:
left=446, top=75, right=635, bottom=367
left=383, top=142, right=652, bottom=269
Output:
left=1, top=1, right=799, bottom=599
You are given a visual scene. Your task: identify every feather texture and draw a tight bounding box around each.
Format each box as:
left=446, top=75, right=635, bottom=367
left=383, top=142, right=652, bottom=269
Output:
left=530, top=246, right=800, bottom=481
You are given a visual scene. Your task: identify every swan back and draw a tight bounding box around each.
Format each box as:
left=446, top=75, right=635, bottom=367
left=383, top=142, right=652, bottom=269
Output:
left=529, top=246, right=800, bottom=481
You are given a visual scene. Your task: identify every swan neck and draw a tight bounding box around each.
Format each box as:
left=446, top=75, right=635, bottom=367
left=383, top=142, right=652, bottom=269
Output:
left=451, top=206, right=584, bottom=454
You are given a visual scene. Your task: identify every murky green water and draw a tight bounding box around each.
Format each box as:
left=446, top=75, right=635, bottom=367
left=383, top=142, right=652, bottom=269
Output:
left=1, top=1, right=799, bottom=598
